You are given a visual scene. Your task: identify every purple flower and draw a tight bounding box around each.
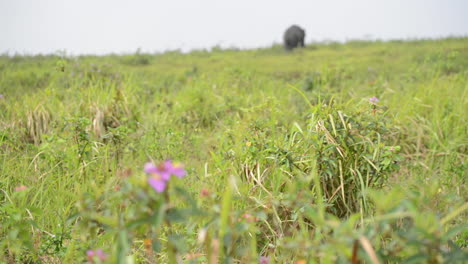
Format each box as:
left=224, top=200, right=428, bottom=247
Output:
left=145, top=162, right=170, bottom=181
left=369, top=96, right=379, bottom=104
left=87, top=249, right=107, bottom=262
left=166, top=161, right=187, bottom=178
left=95, top=249, right=106, bottom=260
left=144, top=160, right=187, bottom=193
left=260, top=256, right=270, bottom=264
left=148, top=176, right=167, bottom=193
left=0, top=94, right=4, bottom=99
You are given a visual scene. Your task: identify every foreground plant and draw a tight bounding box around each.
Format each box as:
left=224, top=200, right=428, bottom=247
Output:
left=70, top=160, right=467, bottom=263
left=73, top=160, right=196, bottom=263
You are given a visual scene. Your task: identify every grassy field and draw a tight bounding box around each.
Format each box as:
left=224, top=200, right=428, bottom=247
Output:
left=0, top=38, right=467, bottom=263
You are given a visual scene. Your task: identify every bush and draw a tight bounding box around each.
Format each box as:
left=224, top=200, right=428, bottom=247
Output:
left=121, top=49, right=151, bottom=66
left=236, top=98, right=401, bottom=218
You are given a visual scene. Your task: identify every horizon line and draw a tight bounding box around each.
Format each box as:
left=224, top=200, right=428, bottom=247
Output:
left=1, top=35, right=467, bottom=57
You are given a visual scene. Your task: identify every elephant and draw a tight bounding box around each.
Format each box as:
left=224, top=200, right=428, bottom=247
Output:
left=283, top=25, right=305, bottom=50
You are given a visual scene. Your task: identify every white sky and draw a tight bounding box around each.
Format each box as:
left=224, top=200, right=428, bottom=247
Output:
left=0, top=0, right=467, bottom=55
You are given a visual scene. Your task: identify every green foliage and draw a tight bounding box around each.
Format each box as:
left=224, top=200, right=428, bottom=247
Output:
left=0, top=189, right=38, bottom=260
left=67, top=162, right=467, bottom=263
left=121, top=49, right=152, bottom=66
left=0, top=38, right=467, bottom=263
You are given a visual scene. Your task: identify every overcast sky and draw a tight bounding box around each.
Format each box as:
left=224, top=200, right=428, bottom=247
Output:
left=1, top=0, right=467, bottom=55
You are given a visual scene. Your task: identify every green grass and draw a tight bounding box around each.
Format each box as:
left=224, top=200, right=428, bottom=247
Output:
left=0, top=38, right=467, bottom=263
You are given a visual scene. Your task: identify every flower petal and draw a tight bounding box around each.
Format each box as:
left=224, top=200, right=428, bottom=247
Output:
left=148, top=178, right=167, bottom=193
left=164, top=160, right=174, bottom=169
left=144, top=162, right=158, bottom=174
left=260, top=256, right=270, bottom=264
left=171, top=167, right=187, bottom=178
left=369, top=96, right=380, bottom=104
left=159, top=171, right=171, bottom=181
left=87, top=250, right=95, bottom=257
left=95, top=249, right=107, bottom=260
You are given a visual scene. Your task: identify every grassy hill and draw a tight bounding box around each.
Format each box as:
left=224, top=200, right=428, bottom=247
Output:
left=0, top=38, right=467, bottom=263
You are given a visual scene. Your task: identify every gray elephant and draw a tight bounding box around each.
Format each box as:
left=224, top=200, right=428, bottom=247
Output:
left=283, top=25, right=305, bottom=50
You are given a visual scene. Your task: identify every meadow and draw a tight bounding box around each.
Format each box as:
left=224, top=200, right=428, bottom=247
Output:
left=0, top=38, right=467, bottom=263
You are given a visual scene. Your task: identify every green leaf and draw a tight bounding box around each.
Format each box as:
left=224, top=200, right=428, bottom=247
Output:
left=403, top=254, right=428, bottom=264
left=442, top=224, right=468, bottom=241
left=168, top=234, right=187, bottom=253
left=166, top=208, right=188, bottom=223
left=126, top=216, right=152, bottom=229
left=152, top=239, right=162, bottom=253
left=117, top=230, right=129, bottom=264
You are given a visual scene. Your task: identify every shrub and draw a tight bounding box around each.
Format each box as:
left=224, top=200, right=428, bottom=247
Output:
left=121, top=49, right=151, bottom=66
left=236, top=97, right=401, bottom=218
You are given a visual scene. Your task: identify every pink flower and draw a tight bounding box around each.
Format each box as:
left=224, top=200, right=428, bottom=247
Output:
left=148, top=175, right=167, bottom=193
left=15, top=185, right=27, bottom=192
left=241, top=213, right=257, bottom=223
left=260, top=256, right=270, bottom=264
left=87, top=249, right=107, bottom=262
left=144, top=160, right=187, bottom=193
left=369, top=96, right=379, bottom=104
left=200, top=188, right=210, bottom=197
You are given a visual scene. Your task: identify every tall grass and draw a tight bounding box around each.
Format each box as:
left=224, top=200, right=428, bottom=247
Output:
left=0, top=38, right=467, bottom=263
